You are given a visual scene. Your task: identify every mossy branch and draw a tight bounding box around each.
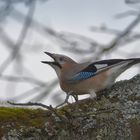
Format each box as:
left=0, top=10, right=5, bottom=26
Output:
left=0, top=75, right=140, bottom=140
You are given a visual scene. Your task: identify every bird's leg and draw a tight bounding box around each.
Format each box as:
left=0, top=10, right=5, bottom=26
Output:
left=55, top=91, right=73, bottom=108
left=66, top=92, right=79, bottom=103
left=71, top=94, right=78, bottom=102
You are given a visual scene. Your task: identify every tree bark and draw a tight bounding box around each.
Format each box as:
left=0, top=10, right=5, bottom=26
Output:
left=0, top=75, right=140, bottom=140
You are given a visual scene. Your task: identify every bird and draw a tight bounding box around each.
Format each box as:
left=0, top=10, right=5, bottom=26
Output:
left=41, top=52, right=140, bottom=104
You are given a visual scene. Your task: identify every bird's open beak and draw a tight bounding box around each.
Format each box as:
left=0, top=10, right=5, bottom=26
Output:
left=41, top=52, right=61, bottom=68
left=41, top=52, right=55, bottom=65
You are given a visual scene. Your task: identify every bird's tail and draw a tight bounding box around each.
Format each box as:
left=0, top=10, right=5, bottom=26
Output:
left=129, top=58, right=140, bottom=64
left=108, top=58, right=140, bottom=81
left=120, top=58, right=140, bottom=71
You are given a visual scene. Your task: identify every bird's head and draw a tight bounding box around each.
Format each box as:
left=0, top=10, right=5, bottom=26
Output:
left=41, top=52, right=76, bottom=77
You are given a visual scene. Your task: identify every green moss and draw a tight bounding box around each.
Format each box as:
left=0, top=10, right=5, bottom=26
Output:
left=0, top=107, right=49, bottom=127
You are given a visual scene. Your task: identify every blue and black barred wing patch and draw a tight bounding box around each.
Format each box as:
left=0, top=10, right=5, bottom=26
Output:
left=68, top=59, right=126, bottom=84
left=68, top=72, right=96, bottom=84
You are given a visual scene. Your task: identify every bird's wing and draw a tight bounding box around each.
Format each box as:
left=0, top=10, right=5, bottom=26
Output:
left=68, top=59, right=133, bottom=84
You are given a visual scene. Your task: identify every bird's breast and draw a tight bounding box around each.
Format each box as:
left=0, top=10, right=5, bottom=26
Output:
left=59, top=70, right=112, bottom=95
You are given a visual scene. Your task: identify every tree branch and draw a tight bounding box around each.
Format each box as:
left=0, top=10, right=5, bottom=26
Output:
left=1, top=75, right=139, bottom=139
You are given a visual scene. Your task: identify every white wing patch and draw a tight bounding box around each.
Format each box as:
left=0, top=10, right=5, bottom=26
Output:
left=94, top=64, right=108, bottom=69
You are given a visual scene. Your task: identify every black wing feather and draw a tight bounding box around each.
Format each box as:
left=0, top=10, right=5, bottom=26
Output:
left=93, top=59, right=125, bottom=65
left=82, top=59, right=125, bottom=72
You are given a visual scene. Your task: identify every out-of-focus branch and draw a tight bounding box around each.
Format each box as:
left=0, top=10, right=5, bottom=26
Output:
left=30, top=79, right=58, bottom=102
left=93, top=13, right=140, bottom=59
left=115, top=10, right=139, bottom=18
left=0, top=26, right=44, bottom=85
left=90, top=25, right=121, bottom=35
left=0, top=28, right=16, bottom=50
left=0, top=0, right=36, bottom=75
left=11, top=7, right=140, bottom=58
left=125, top=0, right=140, bottom=4
left=10, top=86, right=45, bottom=101
left=90, top=25, right=140, bottom=46
left=9, top=8, right=101, bottom=54
left=0, top=75, right=46, bottom=86
left=9, top=79, right=58, bottom=102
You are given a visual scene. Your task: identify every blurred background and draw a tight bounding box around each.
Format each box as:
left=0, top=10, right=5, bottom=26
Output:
left=0, top=0, right=140, bottom=107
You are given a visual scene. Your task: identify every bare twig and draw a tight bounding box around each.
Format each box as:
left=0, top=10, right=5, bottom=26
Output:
left=8, top=100, right=51, bottom=109
left=8, top=101, right=67, bottom=121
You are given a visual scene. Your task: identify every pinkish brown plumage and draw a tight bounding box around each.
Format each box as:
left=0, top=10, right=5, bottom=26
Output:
left=42, top=52, right=140, bottom=99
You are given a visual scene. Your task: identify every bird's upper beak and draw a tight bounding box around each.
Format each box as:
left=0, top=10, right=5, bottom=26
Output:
left=44, top=52, right=55, bottom=60
left=41, top=52, right=61, bottom=68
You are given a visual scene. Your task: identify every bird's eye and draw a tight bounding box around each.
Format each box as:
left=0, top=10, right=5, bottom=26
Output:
left=59, top=57, right=64, bottom=61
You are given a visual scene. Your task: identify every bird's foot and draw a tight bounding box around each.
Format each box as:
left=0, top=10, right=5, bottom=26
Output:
left=55, top=92, right=78, bottom=108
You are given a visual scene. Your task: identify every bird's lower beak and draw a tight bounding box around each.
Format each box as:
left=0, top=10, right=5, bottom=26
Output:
left=41, top=61, right=53, bottom=65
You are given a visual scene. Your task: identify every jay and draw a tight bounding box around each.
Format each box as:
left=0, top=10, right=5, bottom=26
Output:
left=42, top=52, right=140, bottom=105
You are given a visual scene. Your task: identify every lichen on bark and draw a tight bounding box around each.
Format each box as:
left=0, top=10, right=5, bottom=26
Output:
left=0, top=75, right=140, bottom=140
